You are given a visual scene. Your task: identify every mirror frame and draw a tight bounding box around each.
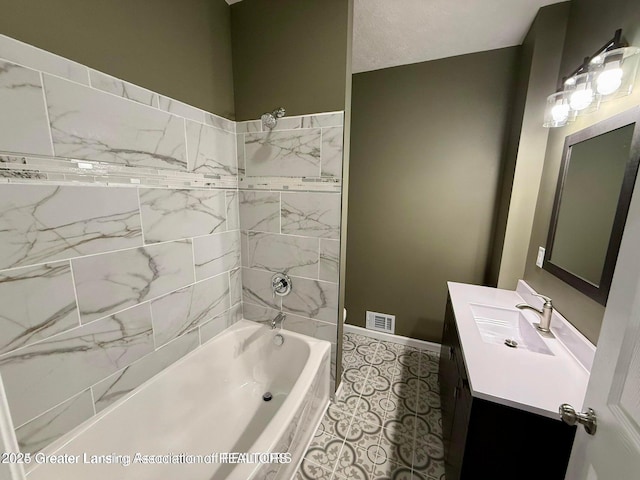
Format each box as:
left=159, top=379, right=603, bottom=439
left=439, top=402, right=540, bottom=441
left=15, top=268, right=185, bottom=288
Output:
left=544, top=107, right=640, bottom=305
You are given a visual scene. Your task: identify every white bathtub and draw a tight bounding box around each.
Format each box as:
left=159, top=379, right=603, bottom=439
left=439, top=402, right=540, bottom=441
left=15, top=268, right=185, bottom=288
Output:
left=25, top=320, right=331, bottom=480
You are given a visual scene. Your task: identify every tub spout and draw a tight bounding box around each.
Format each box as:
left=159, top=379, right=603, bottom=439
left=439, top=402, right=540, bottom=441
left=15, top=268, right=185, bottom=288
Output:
left=271, top=312, right=286, bottom=330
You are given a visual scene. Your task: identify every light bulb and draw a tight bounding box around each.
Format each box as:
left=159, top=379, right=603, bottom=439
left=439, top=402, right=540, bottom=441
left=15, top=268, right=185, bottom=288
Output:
left=570, top=87, right=594, bottom=111
left=551, top=103, right=570, bottom=123
left=596, top=67, right=623, bottom=95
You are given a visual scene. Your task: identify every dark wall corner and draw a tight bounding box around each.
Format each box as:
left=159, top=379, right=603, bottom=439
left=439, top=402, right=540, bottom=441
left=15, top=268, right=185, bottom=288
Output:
left=230, top=0, right=350, bottom=120
left=484, top=44, right=525, bottom=287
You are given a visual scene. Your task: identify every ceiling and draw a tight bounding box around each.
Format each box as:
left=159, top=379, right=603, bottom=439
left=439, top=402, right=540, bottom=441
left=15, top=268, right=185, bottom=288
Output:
left=226, top=0, right=562, bottom=74
left=353, top=0, right=561, bottom=73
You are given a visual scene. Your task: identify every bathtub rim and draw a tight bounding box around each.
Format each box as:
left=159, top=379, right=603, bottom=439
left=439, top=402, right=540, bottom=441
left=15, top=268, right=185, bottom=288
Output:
left=239, top=321, right=331, bottom=479
left=24, top=319, right=331, bottom=479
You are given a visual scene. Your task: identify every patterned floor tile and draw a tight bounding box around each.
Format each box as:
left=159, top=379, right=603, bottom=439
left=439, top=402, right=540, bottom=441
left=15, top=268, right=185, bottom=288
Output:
left=336, top=381, right=359, bottom=402
left=376, top=433, right=415, bottom=471
left=415, top=391, right=441, bottom=417
left=377, top=361, right=403, bottom=380
left=342, top=335, right=357, bottom=352
left=333, top=441, right=378, bottom=480
left=367, top=375, right=393, bottom=395
left=411, top=415, right=431, bottom=442
left=308, top=430, right=341, bottom=450
left=381, top=415, right=416, bottom=444
left=347, top=333, right=379, bottom=347
left=352, top=395, right=386, bottom=427
left=397, top=351, right=421, bottom=377
left=297, top=458, right=336, bottom=480
left=412, top=422, right=445, bottom=480
left=422, top=411, right=442, bottom=440
left=412, top=432, right=444, bottom=467
left=368, top=370, right=392, bottom=391
left=355, top=343, right=380, bottom=363
left=411, top=454, right=445, bottom=480
left=343, top=351, right=370, bottom=370
left=379, top=340, right=413, bottom=354
left=377, top=339, right=401, bottom=351
left=319, top=404, right=353, bottom=439
left=304, top=432, right=344, bottom=473
left=417, top=352, right=440, bottom=377
left=334, top=393, right=362, bottom=419
left=419, top=372, right=440, bottom=391
left=367, top=353, right=387, bottom=367
left=383, top=397, right=415, bottom=422
left=374, top=342, right=399, bottom=363
left=397, top=348, right=420, bottom=363
left=297, top=333, right=446, bottom=480
left=393, top=363, right=420, bottom=382
left=344, top=416, right=384, bottom=451
left=390, top=377, right=421, bottom=413
left=371, top=457, right=414, bottom=480
left=411, top=379, right=440, bottom=415
left=392, top=374, right=421, bottom=395
left=364, top=365, right=385, bottom=382
left=407, top=471, right=432, bottom=480
left=360, top=388, right=394, bottom=421
left=343, top=364, right=372, bottom=383
left=352, top=376, right=376, bottom=397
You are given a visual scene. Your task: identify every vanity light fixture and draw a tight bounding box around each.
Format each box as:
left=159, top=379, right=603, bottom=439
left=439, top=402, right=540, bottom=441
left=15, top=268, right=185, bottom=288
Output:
left=543, top=29, right=640, bottom=128
left=543, top=91, right=571, bottom=127
left=591, top=46, right=640, bottom=100
left=566, top=72, right=597, bottom=113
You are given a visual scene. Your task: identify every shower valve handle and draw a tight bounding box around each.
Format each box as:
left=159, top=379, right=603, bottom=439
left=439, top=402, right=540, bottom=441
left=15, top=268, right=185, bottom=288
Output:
left=271, top=273, right=292, bottom=297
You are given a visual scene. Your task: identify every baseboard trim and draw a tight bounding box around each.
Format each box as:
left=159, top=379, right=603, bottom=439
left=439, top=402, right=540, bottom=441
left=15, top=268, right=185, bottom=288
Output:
left=343, top=324, right=441, bottom=353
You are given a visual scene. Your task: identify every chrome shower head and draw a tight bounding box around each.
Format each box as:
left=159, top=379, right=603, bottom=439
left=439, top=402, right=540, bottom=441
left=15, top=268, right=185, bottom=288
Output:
left=261, top=107, right=286, bottom=130
left=261, top=112, right=277, bottom=129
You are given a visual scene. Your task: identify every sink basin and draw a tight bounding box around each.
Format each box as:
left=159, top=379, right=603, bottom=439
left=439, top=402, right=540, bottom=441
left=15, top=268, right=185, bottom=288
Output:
left=468, top=304, right=554, bottom=356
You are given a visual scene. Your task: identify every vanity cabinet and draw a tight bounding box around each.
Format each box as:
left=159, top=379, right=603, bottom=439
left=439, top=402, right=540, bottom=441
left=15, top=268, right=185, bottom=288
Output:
left=439, top=296, right=577, bottom=480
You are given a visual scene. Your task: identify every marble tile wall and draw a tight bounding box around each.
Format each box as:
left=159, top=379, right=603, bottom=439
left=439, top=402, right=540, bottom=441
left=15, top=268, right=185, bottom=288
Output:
left=0, top=32, right=345, bottom=456
left=0, top=32, right=237, bottom=187
left=0, top=182, right=243, bottom=455
left=237, top=112, right=343, bottom=178
left=238, top=113, right=345, bottom=393
left=0, top=34, right=242, bottom=456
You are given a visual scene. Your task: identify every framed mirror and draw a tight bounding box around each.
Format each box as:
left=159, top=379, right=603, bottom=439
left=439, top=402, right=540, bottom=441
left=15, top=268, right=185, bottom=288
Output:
left=544, top=107, right=640, bottom=305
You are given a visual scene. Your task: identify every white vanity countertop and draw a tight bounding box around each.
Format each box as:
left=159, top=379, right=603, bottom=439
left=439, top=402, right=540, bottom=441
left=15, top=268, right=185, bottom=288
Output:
left=448, top=281, right=593, bottom=420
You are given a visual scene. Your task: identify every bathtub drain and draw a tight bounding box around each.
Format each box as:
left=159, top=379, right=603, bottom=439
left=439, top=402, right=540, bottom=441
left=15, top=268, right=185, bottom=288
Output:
left=263, top=392, right=273, bottom=402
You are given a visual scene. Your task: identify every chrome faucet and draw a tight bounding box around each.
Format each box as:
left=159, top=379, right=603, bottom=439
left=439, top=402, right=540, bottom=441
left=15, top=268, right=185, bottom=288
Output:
left=516, top=294, right=554, bottom=333
left=271, top=312, right=286, bottom=330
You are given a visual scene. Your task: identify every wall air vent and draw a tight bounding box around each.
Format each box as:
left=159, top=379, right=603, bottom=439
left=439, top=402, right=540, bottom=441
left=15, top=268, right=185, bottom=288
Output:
left=366, top=311, right=395, bottom=334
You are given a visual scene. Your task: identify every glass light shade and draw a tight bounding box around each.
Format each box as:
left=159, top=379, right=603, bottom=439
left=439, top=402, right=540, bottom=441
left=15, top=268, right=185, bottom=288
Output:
left=543, top=91, right=572, bottom=127
left=591, top=46, right=640, bottom=101
left=565, top=72, right=599, bottom=115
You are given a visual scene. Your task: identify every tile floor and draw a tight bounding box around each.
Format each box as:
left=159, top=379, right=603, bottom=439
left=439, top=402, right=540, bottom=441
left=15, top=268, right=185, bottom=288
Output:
left=295, top=332, right=444, bottom=480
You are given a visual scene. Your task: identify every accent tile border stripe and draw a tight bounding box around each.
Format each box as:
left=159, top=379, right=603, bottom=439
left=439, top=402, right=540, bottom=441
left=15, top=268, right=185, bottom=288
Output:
left=0, top=154, right=343, bottom=191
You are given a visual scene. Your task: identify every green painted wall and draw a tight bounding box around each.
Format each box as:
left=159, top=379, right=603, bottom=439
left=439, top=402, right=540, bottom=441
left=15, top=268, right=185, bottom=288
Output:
left=346, top=47, right=519, bottom=342
left=0, top=0, right=235, bottom=119
left=492, top=3, right=570, bottom=289
left=523, top=0, right=640, bottom=344
left=230, top=0, right=349, bottom=121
